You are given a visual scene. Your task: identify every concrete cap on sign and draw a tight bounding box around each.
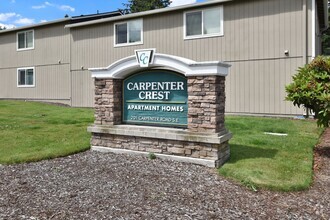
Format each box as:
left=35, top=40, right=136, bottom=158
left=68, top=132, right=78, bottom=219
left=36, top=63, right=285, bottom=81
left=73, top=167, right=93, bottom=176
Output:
left=89, top=53, right=231, bottom=79
left=88, top=124, right=232, bottom=144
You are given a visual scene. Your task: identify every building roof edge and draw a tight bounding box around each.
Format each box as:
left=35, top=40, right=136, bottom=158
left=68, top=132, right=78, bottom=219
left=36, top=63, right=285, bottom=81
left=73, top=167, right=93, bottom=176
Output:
left=0, top=10, right=121, bottom=34
left=0, top=18, right=70, bottom=34
left=65, top=0, right=232, bottom=29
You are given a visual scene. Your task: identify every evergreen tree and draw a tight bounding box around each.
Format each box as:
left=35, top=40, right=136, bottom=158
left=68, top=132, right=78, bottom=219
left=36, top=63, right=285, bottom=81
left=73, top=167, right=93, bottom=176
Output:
left=122, top=0, right=171, bottom=14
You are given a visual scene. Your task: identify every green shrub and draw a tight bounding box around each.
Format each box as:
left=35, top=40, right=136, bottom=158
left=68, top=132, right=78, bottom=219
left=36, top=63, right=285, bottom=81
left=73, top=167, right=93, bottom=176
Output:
left=286, top=56, right=330, bottom=127
left=148, top=152, right=157, bottom=160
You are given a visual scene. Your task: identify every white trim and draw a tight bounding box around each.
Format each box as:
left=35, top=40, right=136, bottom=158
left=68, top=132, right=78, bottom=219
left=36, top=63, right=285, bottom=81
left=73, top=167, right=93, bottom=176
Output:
left=0, top=14, right=122, bottom=35
left=17, top=67, right=35, bottom=88
left=114, top=19, right=143, bottom=47
left=16, top=30, right=34, bottom=51
left=89, top=53, right=231, bottom=79
left=184, top=6, right=224, bottom=40
left=1, top=18, right=69, bottom=34
left=114, top=42, right=144, bottom=48
left=311, top=0, right=316, bottom=59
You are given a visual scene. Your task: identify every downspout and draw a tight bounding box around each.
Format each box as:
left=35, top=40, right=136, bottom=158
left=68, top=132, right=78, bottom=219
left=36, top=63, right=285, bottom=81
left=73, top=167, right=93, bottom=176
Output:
left=303, top=0, right=309, bottom=117
left=312, top=0, right=316, bottom=59
left=70, top=32, right=73, bottom=107
left=303, top=0, right=308, bottom=64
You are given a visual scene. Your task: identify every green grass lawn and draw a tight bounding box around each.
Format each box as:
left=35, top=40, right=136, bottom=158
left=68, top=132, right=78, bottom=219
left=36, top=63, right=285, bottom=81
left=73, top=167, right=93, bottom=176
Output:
left=0, top=101, right=94, bottom=164
left=0, top=101, right=323, bottom=191
left=221, top=116, right=323, bottom=191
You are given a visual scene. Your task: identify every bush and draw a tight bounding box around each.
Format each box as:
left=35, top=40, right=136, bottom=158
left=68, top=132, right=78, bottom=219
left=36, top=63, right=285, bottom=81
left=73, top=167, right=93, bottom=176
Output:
left=286, top=56, right=330, bottom=127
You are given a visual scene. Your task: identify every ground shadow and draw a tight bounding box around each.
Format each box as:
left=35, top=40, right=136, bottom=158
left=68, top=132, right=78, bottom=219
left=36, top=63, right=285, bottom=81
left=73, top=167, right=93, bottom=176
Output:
left=227, top=144, right=278, bottom=163
left=315, top=146, right=330, bottom=158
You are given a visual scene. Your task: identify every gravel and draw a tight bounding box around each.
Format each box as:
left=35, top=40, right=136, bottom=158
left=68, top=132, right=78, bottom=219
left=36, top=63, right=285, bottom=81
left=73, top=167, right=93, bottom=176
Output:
left=0, top=134, right=329, bottom=219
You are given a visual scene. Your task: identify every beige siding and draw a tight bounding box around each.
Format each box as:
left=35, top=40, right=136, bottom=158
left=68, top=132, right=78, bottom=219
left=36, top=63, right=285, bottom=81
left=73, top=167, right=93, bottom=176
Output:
left=71, top=0, right=305, bottom=70
left=226, top=57, right=304, bottom=115
left=0, top=65, right=71, bottom=102
left=0, top=22, right=70, bottom=69
left=71, top=70, right=95, bottom=107
left=0, top=22, right=71, bottom=105
left=70, top=0, right=307, bottom=115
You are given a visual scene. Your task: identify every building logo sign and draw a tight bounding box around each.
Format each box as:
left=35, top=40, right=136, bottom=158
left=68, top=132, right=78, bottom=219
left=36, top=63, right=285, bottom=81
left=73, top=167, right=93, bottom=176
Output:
left=135, top=49, right=155, bottom=67
left=123, top=70, right=187, bottom=127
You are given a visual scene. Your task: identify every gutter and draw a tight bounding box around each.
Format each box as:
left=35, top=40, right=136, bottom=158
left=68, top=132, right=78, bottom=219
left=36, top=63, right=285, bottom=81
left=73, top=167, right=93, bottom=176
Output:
left=0, top=18, right=70, bottom=34
left=0, top=11, right=121, bottom=34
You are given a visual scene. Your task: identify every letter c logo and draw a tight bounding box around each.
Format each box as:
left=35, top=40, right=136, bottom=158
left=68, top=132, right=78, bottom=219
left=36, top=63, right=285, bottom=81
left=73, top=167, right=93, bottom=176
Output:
left=139, top=53, right=149, bottom=65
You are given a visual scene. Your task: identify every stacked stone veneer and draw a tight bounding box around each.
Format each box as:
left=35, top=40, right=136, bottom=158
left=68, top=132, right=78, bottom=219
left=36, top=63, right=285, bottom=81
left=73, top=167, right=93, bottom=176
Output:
left=94, top=79, right=122, bottom=125
left=89, top=75, right=231, bottom=168
left=188, top=76, right=225, bottom=133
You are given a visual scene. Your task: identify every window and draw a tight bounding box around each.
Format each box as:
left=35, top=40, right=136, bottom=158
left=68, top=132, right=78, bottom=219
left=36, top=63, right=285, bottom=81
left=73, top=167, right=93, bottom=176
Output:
left=114, top=19, right=143, bottom=46
left=17, top=67, right=35, bottom=87
left=17, top=30, right=34, bottom=50
left=184, top=7, right=223, bottom=39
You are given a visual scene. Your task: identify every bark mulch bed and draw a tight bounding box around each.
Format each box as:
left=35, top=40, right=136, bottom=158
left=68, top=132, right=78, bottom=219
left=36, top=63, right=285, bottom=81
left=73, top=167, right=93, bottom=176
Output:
left=0, top=129, right=329, bottom=219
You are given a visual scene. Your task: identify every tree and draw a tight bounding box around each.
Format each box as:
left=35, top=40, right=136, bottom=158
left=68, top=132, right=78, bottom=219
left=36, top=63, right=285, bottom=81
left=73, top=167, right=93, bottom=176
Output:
left=122, top=0, right=171, bottom=14
left=286, top=56, right=330, bottom=127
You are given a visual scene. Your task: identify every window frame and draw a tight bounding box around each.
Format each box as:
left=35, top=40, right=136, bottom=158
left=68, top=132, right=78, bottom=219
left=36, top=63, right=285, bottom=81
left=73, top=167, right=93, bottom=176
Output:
left=17, top=67, right=35, bottom=88
left=114, top=19, right=143, bottom=47
left=183, top=6, right=224, bottom=40
left=17, top=30, right=34, bottom=51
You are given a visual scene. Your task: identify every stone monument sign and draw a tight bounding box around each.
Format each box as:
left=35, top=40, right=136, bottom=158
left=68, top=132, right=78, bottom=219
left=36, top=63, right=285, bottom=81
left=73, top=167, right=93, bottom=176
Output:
left=88, top=49, right=232, bottom=167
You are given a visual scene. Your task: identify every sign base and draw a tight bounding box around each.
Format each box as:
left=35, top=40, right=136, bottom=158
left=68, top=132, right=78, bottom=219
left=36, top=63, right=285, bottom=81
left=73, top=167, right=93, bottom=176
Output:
left=88, top=125, right=231, bottom=168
